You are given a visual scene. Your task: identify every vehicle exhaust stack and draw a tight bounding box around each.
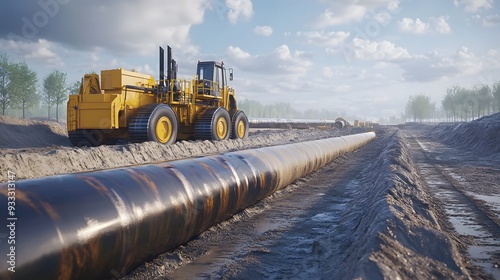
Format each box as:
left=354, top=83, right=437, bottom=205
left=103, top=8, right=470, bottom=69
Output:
left=159, top=46, right=165, bottom=88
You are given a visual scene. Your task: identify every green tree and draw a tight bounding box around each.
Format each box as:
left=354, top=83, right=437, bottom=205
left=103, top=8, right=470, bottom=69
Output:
left=493, top=81, right=500, bottom=112
left=9, top=62, right=38, bottom=118
left=68, top=80, right=81, bottom=95
left=442, top=85, right=461, bottom=121
left=0, top=53, right=11, bottom=115
left=44, top=70, right=67, bottom=121
left=474, top=84, right=493, bottom=117
left=405, top=94, right=435, bottom=122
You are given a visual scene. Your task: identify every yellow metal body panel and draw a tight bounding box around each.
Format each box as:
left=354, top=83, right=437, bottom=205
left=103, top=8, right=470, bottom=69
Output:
left=101, top=69, right=155, bottom=90
left=67, top=95, right=78, bottom=131
left=67, top=65, right=239, bottom=141
left=76, top=94, right=121, bottom=129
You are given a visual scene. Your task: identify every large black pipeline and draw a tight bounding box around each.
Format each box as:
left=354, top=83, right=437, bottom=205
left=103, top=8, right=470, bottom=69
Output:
left=0, top=132, right=375, bottom=280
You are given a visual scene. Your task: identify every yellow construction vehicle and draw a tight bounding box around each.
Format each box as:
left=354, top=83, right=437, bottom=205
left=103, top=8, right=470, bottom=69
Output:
left=67, top=46, right=249, bottom=146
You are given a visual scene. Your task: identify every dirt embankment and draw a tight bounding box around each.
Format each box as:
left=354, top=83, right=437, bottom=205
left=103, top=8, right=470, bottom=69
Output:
left=429, top=113, right=500, bottom=158
left=311, top=131, right=472, bottom=279
left=0, top=116, right=366, bottom=182
left=124, top=129, right=479, bottom=280
left=0, top=116, right=70, bottom=148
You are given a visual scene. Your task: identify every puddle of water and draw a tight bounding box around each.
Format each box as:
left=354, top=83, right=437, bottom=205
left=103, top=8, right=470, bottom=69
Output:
left=254, top=219, right=288, bottom=235
left=447, top=171, right=466, bottom=183
left=474, top=262, right=500, bottom=280
left=468, top=245, right=500, bottom=259
left=413, top=136, right=500, bottom=279
left=426, top=179, right=449, bottom=185
left=447, top=216, right=491, bottom=238
left=472, top=194, right=500, bottom=214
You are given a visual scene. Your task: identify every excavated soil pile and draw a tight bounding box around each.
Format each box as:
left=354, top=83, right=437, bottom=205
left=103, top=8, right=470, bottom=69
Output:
left=318, top=131, right=470, bottom=279
left=0, top=116, right=70, bottom=148
left=429, top=113, right=500, bottom=158
left=0, top=116, right=364, bottom=182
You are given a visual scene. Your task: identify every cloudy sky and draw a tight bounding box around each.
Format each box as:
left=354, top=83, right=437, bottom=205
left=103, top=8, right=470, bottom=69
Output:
left=0, top=0, right=499, bottom=121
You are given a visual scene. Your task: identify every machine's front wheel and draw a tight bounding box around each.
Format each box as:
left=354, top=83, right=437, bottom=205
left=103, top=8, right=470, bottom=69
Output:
left=194, top=107, right=231, bottom=141
left=129, top=104, right=178, bottom=145
left=230, top=110, right=249, bottom=139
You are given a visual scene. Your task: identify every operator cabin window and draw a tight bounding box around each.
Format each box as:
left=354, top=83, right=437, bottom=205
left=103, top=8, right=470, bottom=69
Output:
left=214, top=67, right=221, bottom=96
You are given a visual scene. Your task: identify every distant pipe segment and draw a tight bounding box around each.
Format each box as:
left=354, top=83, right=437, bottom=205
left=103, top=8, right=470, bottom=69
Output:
left=0, top=132, right=375, bottom=280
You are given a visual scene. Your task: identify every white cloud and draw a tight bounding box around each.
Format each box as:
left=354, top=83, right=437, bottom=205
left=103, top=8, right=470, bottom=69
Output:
left=351, top=39, right=411, bottom=61
left=323, top=66, right=335, bottom=78
left=226, top=0, right=253, bottom=24
left=314, top=0, right=400, bottom=27
left=399, top=18, right=430, bottom=34
left=399, top=16, right=451, bottom=34
left=335, top=84, right=351, bottom=92
left=254, top=25, right=273, bottom=37
left=1, top=0, right=208, bottom=55
left=373, top=10, right=392, bottom=25
left=482, top=14, right=500, bottom=27
left=315, top=6, right=366, bottom=27
left=453, top=0, right=493, bottom=12
left=397, top=47, right=496, bottom=82
left=387, top=1, right=401, bottom=13
left=296, top=31, right=350, bottom=47
left=0, top=39, right=63, bottom=67
left=135, top=64, right=155, bottom=76
left=433, top=16, right=452, bottom=34
left=227, top=46, right=252, bottom=60
left=226, top=45, right=312, bottom=78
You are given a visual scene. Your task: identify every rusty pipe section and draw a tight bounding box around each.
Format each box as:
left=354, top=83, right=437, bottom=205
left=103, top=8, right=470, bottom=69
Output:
left=0, top=132, right=375, bottom=280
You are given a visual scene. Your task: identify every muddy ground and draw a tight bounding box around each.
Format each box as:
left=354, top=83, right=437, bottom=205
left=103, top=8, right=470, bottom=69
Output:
left=0, top=114, right=499, bottom=279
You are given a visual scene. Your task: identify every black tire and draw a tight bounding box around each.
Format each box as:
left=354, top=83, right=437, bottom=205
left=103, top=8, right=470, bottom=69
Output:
left=231, top=110, right=249, bottom=139
left=68, top=129, right=107, bottom=147
left=129, top=104, right=178, bottom=145
left=194, top=107, right=231, bottom=141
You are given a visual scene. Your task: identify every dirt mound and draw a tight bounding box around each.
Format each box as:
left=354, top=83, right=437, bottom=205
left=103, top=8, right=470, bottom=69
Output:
left=430, top=113, right=500, bottom=157
left=320, top=131, right=470, bottom=279
left=0, top=115, right=70, bottom=148
left=0, top=128, right=352, bottom=182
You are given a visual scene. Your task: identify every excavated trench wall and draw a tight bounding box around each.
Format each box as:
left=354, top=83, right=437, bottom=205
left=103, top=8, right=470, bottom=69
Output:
left=0, top=132, right=375, bottom=280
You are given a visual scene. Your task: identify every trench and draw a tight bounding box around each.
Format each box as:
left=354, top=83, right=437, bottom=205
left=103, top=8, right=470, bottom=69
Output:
left=406, top=133, right=500, bottom=279
left=125, top=131, right=385, bottom=279
left=0, top=132, right=375, bottom=280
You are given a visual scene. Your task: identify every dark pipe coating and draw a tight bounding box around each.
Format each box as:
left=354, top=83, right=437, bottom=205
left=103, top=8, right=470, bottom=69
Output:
left=0, top=132, right=375, bottom=279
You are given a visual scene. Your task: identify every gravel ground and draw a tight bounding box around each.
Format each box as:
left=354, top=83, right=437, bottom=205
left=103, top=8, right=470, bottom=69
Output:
left=0, top=114, right=498, bottom=279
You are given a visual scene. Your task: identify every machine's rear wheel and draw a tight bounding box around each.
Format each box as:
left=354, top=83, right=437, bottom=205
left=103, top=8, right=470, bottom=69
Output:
left=194, top=107, right=231, bottom=141
left=129, top=104, right=178, bottom=144
left=68, top=130, right=108, bottom=147
left=231, top=110, right=249, bottom=139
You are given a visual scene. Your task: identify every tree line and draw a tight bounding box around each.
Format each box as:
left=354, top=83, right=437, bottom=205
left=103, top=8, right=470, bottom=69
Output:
left=0, top=53, right=80, bottom=121
left=405, top=81, right=500, bottom=122
left=238, top=99, right=343, bottom=120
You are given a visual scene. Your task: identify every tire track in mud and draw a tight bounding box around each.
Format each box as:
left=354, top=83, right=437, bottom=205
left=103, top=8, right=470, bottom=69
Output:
left=405, top=133, right=500, bottom=279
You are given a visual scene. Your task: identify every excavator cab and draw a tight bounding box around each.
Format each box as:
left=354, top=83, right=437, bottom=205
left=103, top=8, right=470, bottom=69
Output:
left=196, top=61, right=229, bottom=97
